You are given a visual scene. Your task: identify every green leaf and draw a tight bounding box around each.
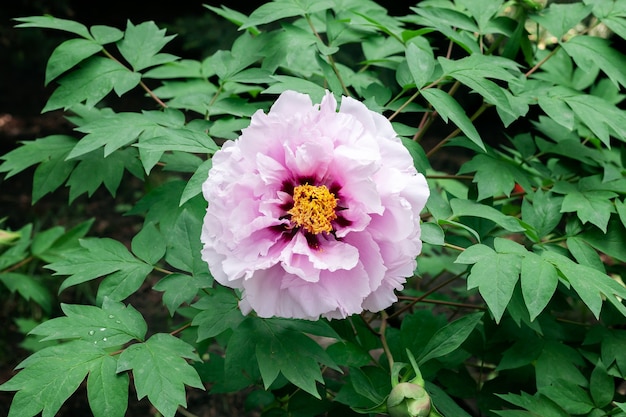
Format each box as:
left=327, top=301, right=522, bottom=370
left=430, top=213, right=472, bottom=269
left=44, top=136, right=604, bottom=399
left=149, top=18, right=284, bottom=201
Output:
left=0, top=273, right=52, bottom=313
left=264, top=75, right=326, bottom=103
left=14, top=16, right=92, bottom=39
left=564, top=94, right=626, bottom=146
left=134, top=128, right=217, bottom=154
left=417, top=312, right=483, bottom=364
left=521, top=190, right=563, bottom=239
left=192, top=289, right=244, bottom=340
left=406, top=38, right=435, bottom=89
left=420, top=88, right=484, bottom=151
left=29, top=297, right=147, bottom=346
left=561, top=35, right=626, bottom=89
left=560, top=190, right=616, bottom=232
left=32, top=153, right=77, bottom=203
left=543, top=251, right=626, bottom=318
left=68, top=112, right=150, bottom=159
left=230, top=317, right=338, bottom=398
left=87, top=355, right=129, bottom=417
left=590, top=360, right=614, bottom=408
left=566, top=236, right=605, bottom=273
left=541, top=379, right=594, bottom=415
left=520, top=253, right=559, bottom=321
left=64, top=147, right=143, bottom=202
left=154, top=273, right=207, bottom=316
left=131, top=222, right=166, bottom=265
left=451, top=198, right=525, bottom=232
left=241, top=0, right=334, bottom=29
left=89, top=25, right=124, bottom=44
left=582, top=218, right=626, bottom=263
left=459, top=153, right=532, bottom=200
left=117, top=333, right=204, bottom=417
left=497, top=391, right=570, bottom=417
left=420, top=222, right=445, bottom=246
left=455, top=243, right=495, bottom=264
left=180, top=159, right=212, bottom=205
left=0, top=340, right=106, bottom=417
left=530, top=2, right=592, bottom=39
left=46, top=237, right=153, bottom=296
left=116, top=21, right=177, bottom=72
left=456, top=0, right=504, bottom=31
left=0, top=135, right=76, bottom=178
left=45, top=38, right=103, bottom=85
left=466, top=251, right=521, bottom=322
left=43, top=57, right=141, bottom=112
left=165, top=208, right=205, bottom=275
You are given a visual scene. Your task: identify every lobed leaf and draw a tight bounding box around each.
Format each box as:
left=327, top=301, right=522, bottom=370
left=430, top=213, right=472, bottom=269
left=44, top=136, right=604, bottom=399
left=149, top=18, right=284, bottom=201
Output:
left=116, top=21, right=178, bottom=72
left=117, top=333, right=204, bottom=417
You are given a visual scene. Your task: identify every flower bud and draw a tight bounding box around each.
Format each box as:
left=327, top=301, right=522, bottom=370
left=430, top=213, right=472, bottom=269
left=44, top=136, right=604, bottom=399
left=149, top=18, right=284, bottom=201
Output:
left=387, top=382, right=431, bottom=417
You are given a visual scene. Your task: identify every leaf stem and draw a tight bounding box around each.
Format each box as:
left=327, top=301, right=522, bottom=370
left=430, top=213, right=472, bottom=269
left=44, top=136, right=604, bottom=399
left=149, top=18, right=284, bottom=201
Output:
left=388, top=273, right=464, bottom=320
left=379, top=311, right=394, bottom=370
left=305, top=15, right=350, bottom=97
left=425, top=103, right=489, bottom=158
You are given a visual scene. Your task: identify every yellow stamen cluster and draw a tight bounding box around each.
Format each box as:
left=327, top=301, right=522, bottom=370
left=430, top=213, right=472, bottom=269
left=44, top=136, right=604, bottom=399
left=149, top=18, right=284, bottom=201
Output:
left=288, top=184, right=337, bottom=234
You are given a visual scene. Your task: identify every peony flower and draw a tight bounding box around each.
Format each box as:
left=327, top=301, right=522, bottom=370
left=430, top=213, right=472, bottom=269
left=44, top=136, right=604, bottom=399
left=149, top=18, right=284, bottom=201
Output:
left=201, top=90, right=429, bottom=320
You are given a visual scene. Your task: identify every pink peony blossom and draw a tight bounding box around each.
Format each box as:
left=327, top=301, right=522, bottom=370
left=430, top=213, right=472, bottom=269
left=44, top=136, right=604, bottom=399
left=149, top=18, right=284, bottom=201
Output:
left=201, top=90, right=429, bottom=320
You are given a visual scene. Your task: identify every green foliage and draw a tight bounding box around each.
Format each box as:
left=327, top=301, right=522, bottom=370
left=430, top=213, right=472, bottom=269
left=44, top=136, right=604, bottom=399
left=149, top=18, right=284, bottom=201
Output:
left=2, top=0, right=626, bottom=416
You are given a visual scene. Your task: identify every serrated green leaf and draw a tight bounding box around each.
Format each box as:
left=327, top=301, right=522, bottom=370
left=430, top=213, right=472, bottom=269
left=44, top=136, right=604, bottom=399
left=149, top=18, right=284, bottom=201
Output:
left=460, top=153, right=533, bottom=200
left=560, top=190, right=616, bottom=232
left=117, top=21, right=177, bottom=72
left=14, top=16, right=92, bottom=39
left=582, top=218, right=626, bottom=263
left=131, top=222, right=166, bottom=265
left=192, top=289, right=244, bottom=340
left=543, top=251, right=626, bottom=318
left=180, top=159, right=212, bottom=206
left=451, top=198, right=525, bottom=232
left=467, top=253, right=522, bottom=322
left=29, top=297, right=147, bottom=346
left=0, top=273, right=51, bottom=313
left=165, top=207, right=205, bottom=275
left=134, top=128, right=217, bottom=154
left=497, top=391, right=570, bottom=417
left=43, top=57, right=141, bottom=112
left=520, top=253, right=559, bottom=321
left=45, top=38, right=103, bottom=85
left=420, top=88, right=484, bottom=151
left=521, top=190, right=563, bottom=239
left=0, top=135, right=76, bottom=178
left=241, top=0, right=334, bottom=29
left=590, top=360, right=614, bottom=408
left=68, top=112, right=150, bottom=159
left=400, top=137, right=431, bottom=174
left=87, top=355, right=129, bottom=417
left=116, top=333, right=204, bottom=417
left=46, top=237, right=153, bottom=295
left=32, top=153, right=76, bottom=203
left=562, top=35, right=626, bottom=89
left=154, top=273, right=208, bottom=316
left=0, top=340, right=105, bottom=417
left=65, top=148, right=143, bottom=203
left=456, top=0, right=504, bottom=31
left=406, top=38, right=435, bottom=89
left=264, top=75, right=326, bottom=103
left=566, top=236, right=606, bottom=273
left=541, top=379, right=594, bottom=415
left=417, top=312, right=483, bottom=364
left=566, top=94, right=626, bottom=146
left=530, top=2, right=592, bottom=39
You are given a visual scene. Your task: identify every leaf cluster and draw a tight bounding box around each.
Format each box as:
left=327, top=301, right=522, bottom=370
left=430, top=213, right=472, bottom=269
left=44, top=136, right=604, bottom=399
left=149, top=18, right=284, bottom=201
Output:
left=2, top=0, right=626, bottom=416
